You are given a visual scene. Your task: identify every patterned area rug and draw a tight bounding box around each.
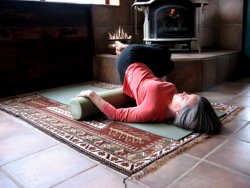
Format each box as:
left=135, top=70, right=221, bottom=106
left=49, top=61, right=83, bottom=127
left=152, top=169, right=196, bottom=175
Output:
left=0, top=88, right=238, bottom=178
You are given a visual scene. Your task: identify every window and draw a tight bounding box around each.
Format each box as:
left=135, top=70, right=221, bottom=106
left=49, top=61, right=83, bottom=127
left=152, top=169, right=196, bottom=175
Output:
left=46, top=0, right=105, bottom=4
left=23, top=0, right=119, bottom=6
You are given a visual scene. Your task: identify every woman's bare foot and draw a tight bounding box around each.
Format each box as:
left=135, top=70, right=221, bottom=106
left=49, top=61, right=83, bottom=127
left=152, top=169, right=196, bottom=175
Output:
left=115, top=41, right=128, bottom=55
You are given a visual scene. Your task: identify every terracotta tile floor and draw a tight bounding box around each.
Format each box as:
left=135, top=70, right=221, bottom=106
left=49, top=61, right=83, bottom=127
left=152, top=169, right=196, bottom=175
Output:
left=1, top=78, right=250, bottom=188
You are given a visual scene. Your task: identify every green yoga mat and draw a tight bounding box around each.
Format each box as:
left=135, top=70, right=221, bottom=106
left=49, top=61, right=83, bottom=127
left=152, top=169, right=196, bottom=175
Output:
left=125, top=110, right=226, bottom=140
left=38, top=83, right=226, bottom=140
left=124, top=122, right=192, bottom=140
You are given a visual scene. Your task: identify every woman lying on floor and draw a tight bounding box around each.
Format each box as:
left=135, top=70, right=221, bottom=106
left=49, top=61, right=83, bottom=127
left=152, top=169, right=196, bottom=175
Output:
left=77, top=41, right=222, bottom=134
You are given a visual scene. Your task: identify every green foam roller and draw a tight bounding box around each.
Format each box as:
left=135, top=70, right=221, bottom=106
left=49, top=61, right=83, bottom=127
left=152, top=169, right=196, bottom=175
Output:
left=69, top=88, right=133, bottom=120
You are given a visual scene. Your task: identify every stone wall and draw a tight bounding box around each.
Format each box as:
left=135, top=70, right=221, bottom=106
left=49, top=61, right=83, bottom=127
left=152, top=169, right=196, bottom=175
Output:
left=197, top=0, right=243, bottom=50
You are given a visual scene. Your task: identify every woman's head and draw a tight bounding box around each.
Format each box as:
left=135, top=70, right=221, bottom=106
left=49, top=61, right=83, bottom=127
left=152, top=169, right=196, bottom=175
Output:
left=173, top=94, right=222, bottom=134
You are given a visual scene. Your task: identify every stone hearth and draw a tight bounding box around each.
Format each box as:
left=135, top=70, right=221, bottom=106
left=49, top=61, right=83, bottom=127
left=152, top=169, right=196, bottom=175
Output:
left=93, top=51, right=240, bottom=92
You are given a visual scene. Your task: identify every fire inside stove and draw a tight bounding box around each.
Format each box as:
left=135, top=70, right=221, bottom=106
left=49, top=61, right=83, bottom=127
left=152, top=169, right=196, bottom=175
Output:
left=151, top=5, right=195, bottom=38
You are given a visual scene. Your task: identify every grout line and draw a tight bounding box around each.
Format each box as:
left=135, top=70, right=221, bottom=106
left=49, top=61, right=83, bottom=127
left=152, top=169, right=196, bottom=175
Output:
left=167, top=152, right=248, bottom=188
left=185, top=150, right=250, bottom=179
left=166, top=159, right=202, bottom=188
left=0, top=167, right=25, bottom=188
left=0, top=144, right=59, bottom=167
left=49, top=165, right=99, bottom=188
left=167, top=135, right=232, bottom=188
left=202, top=159, right=250, bottom=179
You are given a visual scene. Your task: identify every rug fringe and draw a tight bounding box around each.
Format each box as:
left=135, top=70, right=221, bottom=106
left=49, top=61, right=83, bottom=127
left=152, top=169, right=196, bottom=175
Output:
left=131, top=134, right=209, bottom=179
left=221, top=106, right=243, bottom=123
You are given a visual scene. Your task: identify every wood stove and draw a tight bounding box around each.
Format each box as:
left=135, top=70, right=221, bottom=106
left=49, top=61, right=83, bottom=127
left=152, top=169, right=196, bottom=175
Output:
left=133, top=0, right=208, bottom=52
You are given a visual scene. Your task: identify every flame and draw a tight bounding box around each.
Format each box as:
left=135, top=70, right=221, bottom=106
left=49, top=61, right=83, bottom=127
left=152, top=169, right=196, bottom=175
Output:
left=169, top=8, right=176, bottom=17
left=108, top=26, right=132, bottom=40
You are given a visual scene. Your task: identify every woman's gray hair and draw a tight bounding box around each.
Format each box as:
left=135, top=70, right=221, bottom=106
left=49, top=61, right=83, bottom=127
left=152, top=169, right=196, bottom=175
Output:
left=174, top=96, right=222, bottom=134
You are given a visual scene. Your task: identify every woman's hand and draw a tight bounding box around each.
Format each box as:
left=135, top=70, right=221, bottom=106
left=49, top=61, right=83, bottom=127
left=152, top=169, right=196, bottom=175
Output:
left=76, top=90, right=109, bottom=113
left=77, top=90, right=96, bottom=98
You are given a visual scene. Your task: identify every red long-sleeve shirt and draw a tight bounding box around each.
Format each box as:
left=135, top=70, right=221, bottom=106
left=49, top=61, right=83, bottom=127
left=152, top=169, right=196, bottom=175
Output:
left=102, top=63, right=177, bottom=122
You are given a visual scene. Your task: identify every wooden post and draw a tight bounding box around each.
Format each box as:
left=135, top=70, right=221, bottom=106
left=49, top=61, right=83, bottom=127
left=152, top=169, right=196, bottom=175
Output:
left=105, top=0, right=110, bottom=5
